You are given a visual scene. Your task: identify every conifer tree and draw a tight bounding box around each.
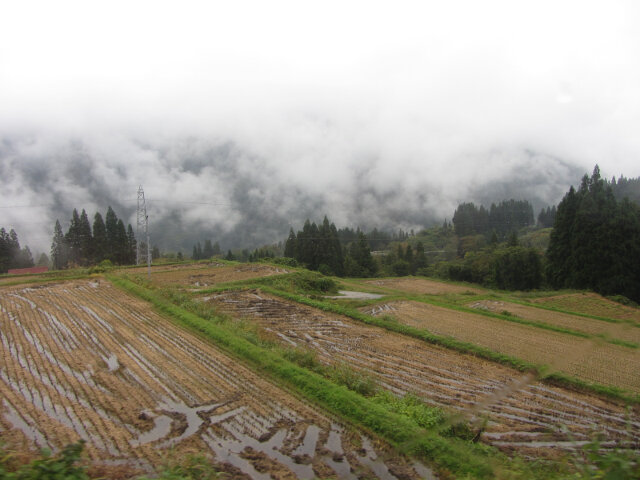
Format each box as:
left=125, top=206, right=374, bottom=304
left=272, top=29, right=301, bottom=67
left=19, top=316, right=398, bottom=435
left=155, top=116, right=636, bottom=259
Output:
left=51, top=220, right=68, bottom=270
left=66, top=209, right=82, bottom=266
left=92, top=213, right=107, bottom=263
left=284, top=228, right=297, bottom=258
left=78, top=209, right=92, bottom=266
left=203, top=239, right=214, bottom=258
left=105, top=206, right=119, bottom=262
left=127, top=224, right=137, bottom=264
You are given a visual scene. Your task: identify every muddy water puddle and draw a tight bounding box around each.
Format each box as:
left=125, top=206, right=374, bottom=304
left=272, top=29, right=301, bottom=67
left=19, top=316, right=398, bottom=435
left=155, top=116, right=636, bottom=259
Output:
left=1, top=280, right=429, bottom=478
left=205, top=289, right=640, bottom=458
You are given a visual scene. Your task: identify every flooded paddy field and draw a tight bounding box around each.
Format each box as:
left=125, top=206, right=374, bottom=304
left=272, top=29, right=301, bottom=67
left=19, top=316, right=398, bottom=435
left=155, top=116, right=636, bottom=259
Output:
left=362, top=301, right=640, bottom=393
left=204, top=289, right=640, bottom=460
left=0, top=279, right=427, bottom=479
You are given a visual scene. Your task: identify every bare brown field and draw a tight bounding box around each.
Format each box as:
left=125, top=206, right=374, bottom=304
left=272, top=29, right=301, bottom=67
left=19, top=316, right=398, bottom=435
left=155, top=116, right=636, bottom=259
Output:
left=468, top=299, right=640, bottom=344
left=0, top=280, right=426, bottom=479
left=204, top=290, right=640, bottom=458
left=145, top=263, right=289, bottom=288
left=530, top=292, right=640, bottom=324
left=364, top=301, right=640, bottom=393
left=365, top=277, right=484, bottom=295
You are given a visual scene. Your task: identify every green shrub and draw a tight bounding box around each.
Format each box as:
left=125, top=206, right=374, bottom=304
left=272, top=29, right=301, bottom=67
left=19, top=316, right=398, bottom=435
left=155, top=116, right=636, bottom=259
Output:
left=327, top=362, right=379, bottom=397
left=1, top=441, right=89, bottom=480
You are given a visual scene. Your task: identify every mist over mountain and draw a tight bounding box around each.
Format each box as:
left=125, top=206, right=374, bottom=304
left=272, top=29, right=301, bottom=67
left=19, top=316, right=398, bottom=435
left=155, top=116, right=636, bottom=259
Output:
left=1, top=133, right=585, bottom=255
left=2, top=2, right=638, bottom=256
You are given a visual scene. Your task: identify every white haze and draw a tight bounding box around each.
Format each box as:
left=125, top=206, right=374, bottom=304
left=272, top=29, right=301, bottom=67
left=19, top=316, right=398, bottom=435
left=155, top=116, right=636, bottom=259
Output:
left=1, top=0, right=640, bottom=254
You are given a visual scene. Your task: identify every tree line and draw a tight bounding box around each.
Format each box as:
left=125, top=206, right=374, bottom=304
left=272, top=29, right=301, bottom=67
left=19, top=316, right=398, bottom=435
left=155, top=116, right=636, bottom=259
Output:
left=284, top=216, right=376, bottom=277
left=0, top=228, right=34, bottom=273
left=51, top=207, right=137, bottom=269
left=191, top=239, right=221, bottom=260
left=547, top=166, right=640, bottom=302
left=452, top=199, right=534, bottom=237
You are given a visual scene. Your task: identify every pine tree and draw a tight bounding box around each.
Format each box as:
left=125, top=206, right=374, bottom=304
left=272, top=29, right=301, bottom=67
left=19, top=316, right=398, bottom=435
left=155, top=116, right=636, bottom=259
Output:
left=212, top=242, right=221, bottom=256
left=115, top=220, right=128, bottom=264
left=92, top=213, right=107, bottom=264
left=127, top=224, right=137, bottom=264
left=78, top=209, right=92, bottom=265
left=51, top=220, right=68, bottom=270
left=203, top=239, right=214, bottom=258
left=284, top=228, right=297, bottom=258
left=66, top=209, right=82, bottom=266
left=105, top=206, right=119, bottom=262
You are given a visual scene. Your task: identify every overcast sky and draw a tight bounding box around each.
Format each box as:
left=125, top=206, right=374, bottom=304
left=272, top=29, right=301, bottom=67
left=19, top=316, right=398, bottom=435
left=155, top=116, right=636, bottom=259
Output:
left=2, top=0, right=640, bottom=254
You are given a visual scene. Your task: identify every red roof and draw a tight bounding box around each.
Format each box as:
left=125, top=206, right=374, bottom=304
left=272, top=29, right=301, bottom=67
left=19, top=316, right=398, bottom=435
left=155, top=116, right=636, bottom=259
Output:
left=7, top=266, right=49, bottom=275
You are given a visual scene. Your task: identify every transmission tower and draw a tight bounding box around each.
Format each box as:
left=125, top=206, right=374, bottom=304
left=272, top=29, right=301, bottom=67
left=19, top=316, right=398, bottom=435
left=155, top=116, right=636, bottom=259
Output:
left=136, top=186, right=151, bottom=276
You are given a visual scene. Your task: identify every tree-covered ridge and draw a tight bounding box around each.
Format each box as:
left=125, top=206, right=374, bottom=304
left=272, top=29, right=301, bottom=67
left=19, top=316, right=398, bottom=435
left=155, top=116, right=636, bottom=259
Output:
left=610, top=174, right=640, bottom=205
left=547, top=166, right=640, bottom=302
left=51, top=207, right=137, bottom=269
left=452, top=199, right=534, bottom=237
left=0, top=228, right=34, bottom=273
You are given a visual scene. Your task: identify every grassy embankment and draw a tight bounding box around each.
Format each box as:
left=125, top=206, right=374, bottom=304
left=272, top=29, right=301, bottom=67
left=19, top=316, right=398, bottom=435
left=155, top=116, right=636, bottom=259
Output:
left=109, top=273, right=559, bottom=479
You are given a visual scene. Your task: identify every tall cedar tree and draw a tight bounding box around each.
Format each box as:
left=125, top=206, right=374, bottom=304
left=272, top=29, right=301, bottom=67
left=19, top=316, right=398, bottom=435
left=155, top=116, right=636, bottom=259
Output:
left=92, top=213, right=107, bottom=263
left=51, top=220, right=67, bottom=270
left=105, top=206, right=119, bottom=262
left=78, top=209, right=92, bottom=266
left=547, top=166, right=640, bottom=301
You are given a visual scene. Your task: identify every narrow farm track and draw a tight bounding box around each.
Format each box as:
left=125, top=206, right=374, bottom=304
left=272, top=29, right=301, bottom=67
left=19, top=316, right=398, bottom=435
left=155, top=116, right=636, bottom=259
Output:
left=0, top=280, right=427, bottom=479
left=205, top=290, right=640, bottom=459
left=364, top=301, right=640, bottom=392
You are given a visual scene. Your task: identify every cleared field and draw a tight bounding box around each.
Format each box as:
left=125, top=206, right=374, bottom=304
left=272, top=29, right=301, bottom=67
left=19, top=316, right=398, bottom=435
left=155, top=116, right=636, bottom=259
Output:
left=365, top=278, right=484, bottom=295
left=364, top=301, right=640, bottom=393
left=0, top=280, right=426, bottom=479
left=530, top=292, right=640, bottom=324
left=144, top=263, right=289, bottom=288
left=204, top=290, right=640, bottom=459
left=468, top=299, right=640, bottom=344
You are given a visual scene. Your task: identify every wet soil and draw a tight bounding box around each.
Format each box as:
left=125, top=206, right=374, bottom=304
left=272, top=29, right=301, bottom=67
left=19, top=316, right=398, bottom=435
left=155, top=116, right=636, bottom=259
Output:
left=364, top=300, right=640, bottom=393
left=0, top=279, right=425, bottom=479
left=468, top=299, right=640, bottom=344
left=204, top=289, right=640, bottom=459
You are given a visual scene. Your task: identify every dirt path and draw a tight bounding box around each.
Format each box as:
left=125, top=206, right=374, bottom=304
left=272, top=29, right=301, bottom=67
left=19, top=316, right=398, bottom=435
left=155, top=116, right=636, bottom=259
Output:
left=0, top=280, right=427, bottom=479
left=205, top=290, right=640, bottom=459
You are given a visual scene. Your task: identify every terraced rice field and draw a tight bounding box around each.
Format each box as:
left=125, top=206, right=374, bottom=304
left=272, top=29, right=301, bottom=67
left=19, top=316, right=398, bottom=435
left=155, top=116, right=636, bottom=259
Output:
left=363, top=301, right=640, bottom=393
left=468, top=299, right=640, bottom=344
left=204, top=289, right=640, bottom=459
left=0, top=280, right=427, bottom=479
left=530, top=292, right=640, bottom=324
left=365, top=278, right=484, bottom=295
left=144, top=263, right=289, bottom=288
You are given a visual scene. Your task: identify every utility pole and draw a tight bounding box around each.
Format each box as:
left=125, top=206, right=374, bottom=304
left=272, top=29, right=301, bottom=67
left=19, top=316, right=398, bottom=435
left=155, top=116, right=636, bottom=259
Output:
left=136, top=186, right=151, bottom=279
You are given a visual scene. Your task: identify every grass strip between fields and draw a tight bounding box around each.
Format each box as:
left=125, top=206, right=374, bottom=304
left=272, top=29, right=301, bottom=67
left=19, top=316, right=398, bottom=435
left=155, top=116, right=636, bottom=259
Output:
left=194, top=280, right=639, bottom=405
left=108, top=275, right=534, bottom=479
left=391, top=294, right=639, bottom=349
left=335, top=278, right=640, bottom=349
